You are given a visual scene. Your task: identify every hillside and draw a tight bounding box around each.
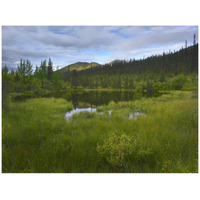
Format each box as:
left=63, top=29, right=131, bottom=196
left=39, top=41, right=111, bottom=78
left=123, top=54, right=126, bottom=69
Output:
left=59, top=62, right=101, bottom=72
left=76, top=44, right=198, bottom=76
left=63, top=44, right=198, bottom=89
left=108, top=59, right=123, bottom=65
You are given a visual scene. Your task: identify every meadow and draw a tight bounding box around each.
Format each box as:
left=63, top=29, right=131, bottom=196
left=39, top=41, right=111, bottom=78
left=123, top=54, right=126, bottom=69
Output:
left=2, top=91, right=198, bottom=173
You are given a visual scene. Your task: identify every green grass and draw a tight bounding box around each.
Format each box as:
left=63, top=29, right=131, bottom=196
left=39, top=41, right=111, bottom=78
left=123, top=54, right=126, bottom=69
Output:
left=2, top=91, right=198, bottom=173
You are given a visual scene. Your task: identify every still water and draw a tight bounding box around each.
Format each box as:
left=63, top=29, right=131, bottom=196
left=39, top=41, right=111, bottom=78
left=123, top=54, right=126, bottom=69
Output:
left=58, top=90, right=163, bottom=108
left=61, top=90, right=155, bottom=121
left=65, top=107, right=146, bottom=122
left=65, top=107, right=97, bottom=121
left=12, top=90, right=161, bottom=120
left=12, top=90, right=164, bottom=108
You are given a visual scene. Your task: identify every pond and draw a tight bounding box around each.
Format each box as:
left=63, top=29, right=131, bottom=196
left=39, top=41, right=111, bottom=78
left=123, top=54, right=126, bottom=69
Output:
left=58, top=90, right=163, bottom=108
left=11, top=89, right=165, bottom=108
left=62, top=90, right=156, bottom=121
left=11, top=89, right=161, bottom=121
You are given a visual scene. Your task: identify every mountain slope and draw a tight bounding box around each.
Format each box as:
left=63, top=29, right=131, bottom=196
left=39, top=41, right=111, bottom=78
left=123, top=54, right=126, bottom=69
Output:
left=108, top=59, right=123, bottom=65
left=59, top=62, right=101, bottom=72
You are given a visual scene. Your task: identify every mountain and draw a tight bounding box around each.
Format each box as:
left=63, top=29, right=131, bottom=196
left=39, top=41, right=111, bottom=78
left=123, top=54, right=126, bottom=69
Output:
left=108, top=59, right=123, bottom=65
left=59, top=62, right=101, bottom=72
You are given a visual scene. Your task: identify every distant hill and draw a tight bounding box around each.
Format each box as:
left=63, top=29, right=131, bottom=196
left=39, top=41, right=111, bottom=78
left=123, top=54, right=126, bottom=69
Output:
left=58, top=62, right=101, bottom=72
left=108, top=59, right=123, bottom=65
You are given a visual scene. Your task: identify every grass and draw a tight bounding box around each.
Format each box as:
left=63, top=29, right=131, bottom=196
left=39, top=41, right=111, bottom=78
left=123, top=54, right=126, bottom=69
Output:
left=2, top=91, right=198, bottom=173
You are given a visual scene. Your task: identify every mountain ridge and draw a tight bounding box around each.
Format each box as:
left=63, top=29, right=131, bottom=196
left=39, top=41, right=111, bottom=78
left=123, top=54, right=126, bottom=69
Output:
left=58, top=61, right=101, bottom=72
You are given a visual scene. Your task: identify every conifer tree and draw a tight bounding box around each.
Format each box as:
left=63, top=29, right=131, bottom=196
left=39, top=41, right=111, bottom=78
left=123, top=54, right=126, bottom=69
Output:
left=47, top=58, right=53, bottom=81
left=18, top=59, right=32, bottom=83
left=39, top=59, right=47, bottom=88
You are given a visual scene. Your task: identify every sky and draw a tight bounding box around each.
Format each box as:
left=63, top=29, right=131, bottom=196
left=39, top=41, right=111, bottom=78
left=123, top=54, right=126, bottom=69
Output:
left=2, top=26, right=198, bottom=71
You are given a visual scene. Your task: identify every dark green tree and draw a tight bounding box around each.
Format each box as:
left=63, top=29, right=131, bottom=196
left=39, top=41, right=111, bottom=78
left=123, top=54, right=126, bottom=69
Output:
left=47, top=58, right=53, bottom=81
left=38, top=60, right=47, bottom=88
left=147, top=80, right=153, bottom=97
left=17, top=59, right=32, bottom=83
left=2, top=66, right=11, bottom=108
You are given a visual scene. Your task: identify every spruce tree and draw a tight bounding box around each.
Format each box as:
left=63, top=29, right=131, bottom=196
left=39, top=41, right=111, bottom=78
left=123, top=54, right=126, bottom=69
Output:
left=47, top=58, right=53, bottom=81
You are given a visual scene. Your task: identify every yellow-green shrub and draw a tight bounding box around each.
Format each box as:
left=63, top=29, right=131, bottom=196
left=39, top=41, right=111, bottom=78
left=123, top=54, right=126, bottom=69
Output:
left=97, top=133, right=133, bottom=171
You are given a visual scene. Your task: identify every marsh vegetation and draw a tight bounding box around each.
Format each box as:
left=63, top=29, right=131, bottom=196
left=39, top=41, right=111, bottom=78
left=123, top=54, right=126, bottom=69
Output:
left=2, top=91, right=198, bottom=172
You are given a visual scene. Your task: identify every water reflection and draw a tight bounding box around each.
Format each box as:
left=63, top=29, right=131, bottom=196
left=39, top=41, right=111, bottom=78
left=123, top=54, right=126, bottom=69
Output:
left=65, top=107, right=96, bottom=121
left=129, top=112, right=146, bottom=119
left=12, top=90, right=165, bottom=107
left=65, top=108, right=145, bottom=122
left=60, top=90, right=145, bottom=108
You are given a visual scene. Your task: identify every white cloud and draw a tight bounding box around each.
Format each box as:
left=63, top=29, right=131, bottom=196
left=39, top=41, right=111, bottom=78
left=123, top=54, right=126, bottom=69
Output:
left=2, top=26, right=198, bottom=70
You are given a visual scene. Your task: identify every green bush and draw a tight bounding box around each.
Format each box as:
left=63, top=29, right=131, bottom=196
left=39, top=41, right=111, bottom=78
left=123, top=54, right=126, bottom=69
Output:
left=96, top=106, right=106, bottom=112
left=72, top=111, right=96, bottom=121
left=134, top=147, right=155, bottom=170
left=107, top=101, right=116, bottom=109
left=97, top=133, right=133, bottom=172
left=172, top=74, right=187, bottom=90
left=2, top=93, right=12, bottom=109
left=162, top=160, right=189, bottom=173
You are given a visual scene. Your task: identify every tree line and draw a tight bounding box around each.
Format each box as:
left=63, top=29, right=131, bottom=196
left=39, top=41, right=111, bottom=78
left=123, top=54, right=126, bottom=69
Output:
left=2, top=43, right=198, bottom=108
left=64, top=43, right=198, bottom=89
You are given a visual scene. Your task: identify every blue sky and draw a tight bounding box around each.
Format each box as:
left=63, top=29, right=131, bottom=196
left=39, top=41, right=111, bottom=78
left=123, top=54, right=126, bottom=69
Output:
left=2, top=26, right=198, bottom=71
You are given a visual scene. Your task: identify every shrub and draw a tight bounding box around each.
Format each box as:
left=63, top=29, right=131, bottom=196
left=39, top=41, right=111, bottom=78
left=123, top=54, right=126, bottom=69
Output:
left=107, top=101, right=116, bottom=109
left=96, top=106, right=106, bottom=112
left=97, top=133, right=133, bottom=172
left=135, top=148, right=154, bottom=170
left=2, top=94, right=12, bottom=109
left=162, top=160, right=189, bottom=173
left=72, top=111, right=96, bottom=121
left=172, top=74, right=187, bottom=90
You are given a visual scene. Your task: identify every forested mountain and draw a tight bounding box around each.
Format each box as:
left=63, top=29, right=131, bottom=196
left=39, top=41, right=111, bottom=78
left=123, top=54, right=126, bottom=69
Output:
left=67, top=44, right=198, bottom=75
left=108, top=59, right=123, bottom=65
left=63, top=44, right=198, bottom=89
left=58, top=62, right=101, bottom=72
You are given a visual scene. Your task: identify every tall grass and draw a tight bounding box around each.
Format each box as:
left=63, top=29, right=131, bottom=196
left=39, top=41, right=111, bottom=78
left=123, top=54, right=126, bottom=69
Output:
left=2, top=91, right=198, bottom=173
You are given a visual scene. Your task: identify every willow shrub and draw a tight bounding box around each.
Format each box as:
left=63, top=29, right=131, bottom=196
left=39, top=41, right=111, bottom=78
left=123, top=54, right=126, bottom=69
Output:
left=97, top=132, right=133, bottom=172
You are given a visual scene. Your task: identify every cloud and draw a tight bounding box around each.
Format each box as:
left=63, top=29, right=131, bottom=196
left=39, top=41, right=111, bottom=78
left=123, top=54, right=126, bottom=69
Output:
left=2, top=26, right=198, bottom=70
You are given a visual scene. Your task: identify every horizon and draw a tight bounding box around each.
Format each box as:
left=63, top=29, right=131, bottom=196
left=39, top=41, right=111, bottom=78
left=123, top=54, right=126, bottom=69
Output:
left=2, top=26, right=198, bottom=71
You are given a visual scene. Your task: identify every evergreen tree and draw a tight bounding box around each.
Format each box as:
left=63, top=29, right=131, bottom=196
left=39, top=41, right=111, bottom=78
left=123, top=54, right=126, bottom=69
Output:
left=129, top=78, right=135, bottom=89
left=71, top=70, right=77, bottom=88
left=2, top=65, right=11, bottom=108
left=2, top=65, right=9, bottom=79
left=38, top=59, right=47, bottom=88
left=147, top=80, right=153, bottom=97
left=34, top=65, right=39, bottom=77
left=17, top=59, right=32, bottom=83
left=47, top=58, right=53, bottom=81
